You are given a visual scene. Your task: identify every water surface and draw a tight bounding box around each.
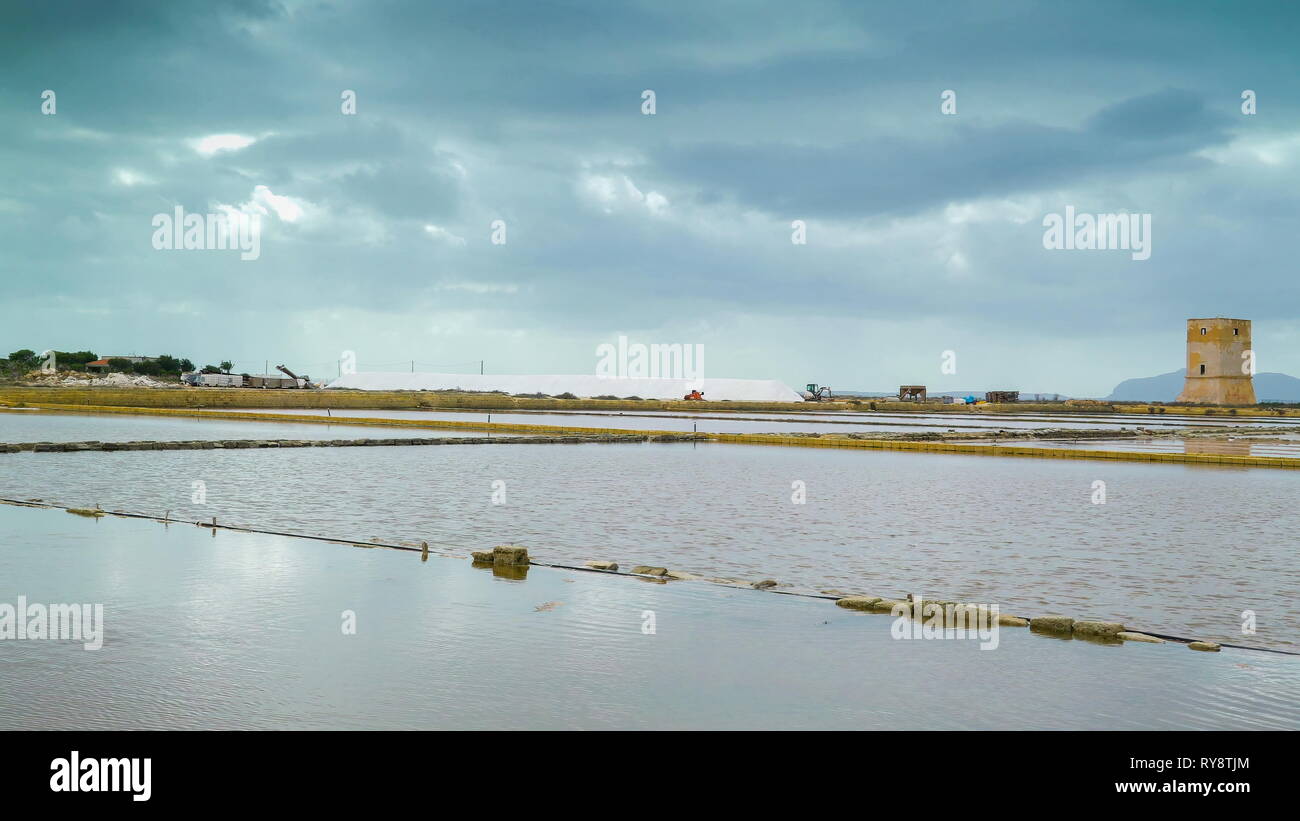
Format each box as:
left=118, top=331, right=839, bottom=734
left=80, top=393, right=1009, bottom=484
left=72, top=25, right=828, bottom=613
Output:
left=0, top=409, right=517, bottom=442
left=4, top=439, right=1296, bottom=650
left=1, top=505, right=1295, bottom=730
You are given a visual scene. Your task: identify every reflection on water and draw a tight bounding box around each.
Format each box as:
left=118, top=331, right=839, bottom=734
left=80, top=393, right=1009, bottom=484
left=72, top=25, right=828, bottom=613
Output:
left=3, top=441, right=1298, bottom=650
left=969, top=436, right=1300, bottom=459
left=1184, top=439, right=1254, bottom=456
left=1, top=505, right=1295, bottom=730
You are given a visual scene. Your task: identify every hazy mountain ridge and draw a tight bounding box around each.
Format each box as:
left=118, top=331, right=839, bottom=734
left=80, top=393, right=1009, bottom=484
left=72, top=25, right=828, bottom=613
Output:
left=1106, top=370, right=1300, bottom=402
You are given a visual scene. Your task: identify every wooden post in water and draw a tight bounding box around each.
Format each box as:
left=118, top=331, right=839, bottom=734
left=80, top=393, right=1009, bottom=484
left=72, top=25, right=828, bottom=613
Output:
left=421, top=540, right=430, bottom=562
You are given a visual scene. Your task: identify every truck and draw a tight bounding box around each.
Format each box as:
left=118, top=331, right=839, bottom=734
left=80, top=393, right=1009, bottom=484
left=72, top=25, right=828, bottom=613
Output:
left=183, top=372, right=244, bottom=388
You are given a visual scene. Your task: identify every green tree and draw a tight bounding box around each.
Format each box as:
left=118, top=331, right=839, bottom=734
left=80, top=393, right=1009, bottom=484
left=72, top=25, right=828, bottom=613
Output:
left=107, top=358, right=134, bottom=373
left=219, top=360, right=233, bottom=374
left=54, top=350, right=99, bottom=371
left=6, top=350, right=39, bottom=370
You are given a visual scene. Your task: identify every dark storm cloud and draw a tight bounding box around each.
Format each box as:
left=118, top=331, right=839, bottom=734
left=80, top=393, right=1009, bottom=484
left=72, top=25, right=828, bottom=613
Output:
left=650, top=89, right=1234, bottom=218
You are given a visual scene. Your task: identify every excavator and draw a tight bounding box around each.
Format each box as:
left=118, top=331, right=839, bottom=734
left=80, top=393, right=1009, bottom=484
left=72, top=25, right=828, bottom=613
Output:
left=804, top=383, right=833, bottom=401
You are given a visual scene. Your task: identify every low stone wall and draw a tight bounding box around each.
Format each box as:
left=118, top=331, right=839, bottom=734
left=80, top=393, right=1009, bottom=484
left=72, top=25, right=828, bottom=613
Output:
left=0, top=433, right=696, bottom=454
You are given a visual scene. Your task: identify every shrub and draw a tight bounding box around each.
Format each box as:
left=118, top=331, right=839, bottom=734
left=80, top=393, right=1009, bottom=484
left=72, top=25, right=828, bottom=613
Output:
left=53, top=350, right=99, bottom=371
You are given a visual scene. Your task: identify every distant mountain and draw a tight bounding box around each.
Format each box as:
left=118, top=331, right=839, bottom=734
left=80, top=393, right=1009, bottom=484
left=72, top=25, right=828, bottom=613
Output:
left=1106, top=370, right=1300, bottom=402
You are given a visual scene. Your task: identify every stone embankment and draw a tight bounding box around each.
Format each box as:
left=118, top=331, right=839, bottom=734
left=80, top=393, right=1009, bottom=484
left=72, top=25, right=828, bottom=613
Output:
left=0, top=433, right=702, bottom=454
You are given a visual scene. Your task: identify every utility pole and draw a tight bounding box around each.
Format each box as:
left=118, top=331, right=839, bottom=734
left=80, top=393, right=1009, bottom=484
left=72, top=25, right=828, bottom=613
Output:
left=480, top=360, right=484, bottom=375
left=410, top=360, right=414, bottom=373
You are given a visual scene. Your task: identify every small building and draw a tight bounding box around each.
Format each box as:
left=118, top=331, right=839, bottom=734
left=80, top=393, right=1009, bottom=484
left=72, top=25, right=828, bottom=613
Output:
left=85, top=355, right=158, bottom=374
left=898, top=385, right=927, bottom=402
left=985, top=391, right=1019, bottom=403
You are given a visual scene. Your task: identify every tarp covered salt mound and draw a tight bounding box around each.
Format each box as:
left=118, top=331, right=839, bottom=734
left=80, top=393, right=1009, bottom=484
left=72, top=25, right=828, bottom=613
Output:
left=325, top=372, right=805, bottom=402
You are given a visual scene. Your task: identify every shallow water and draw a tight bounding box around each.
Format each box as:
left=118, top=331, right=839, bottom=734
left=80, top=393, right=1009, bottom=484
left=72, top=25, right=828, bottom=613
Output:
left=3, top=438, right=1297, bottom=650
left=0, top=409, right=517, bottom=442
left=220, top=406, right=1295, bottom=434
left=1, top=505, right=1295, bottom=730
left=963, top=437, right=1300, bottom=458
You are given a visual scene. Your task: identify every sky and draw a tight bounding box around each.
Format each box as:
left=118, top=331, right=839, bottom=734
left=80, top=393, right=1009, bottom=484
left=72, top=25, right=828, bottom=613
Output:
left=3, top=0, right=1299, bottom=396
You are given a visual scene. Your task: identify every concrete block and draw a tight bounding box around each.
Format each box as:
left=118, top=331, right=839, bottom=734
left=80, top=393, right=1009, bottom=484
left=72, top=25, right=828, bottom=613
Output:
left=492, top=544, right=530, bottom=566
left=1073, top=620, right=1125, bottom=638
left=584, top=560, right=618, bottom=571
left=1030, top=616, right=1074, bottom=635
left=630, top=565, right=667, bottom=576
left=870, top=598, right=906, bottom=613
left=1118, top=631, right=1165, bottom=644
left=835, top=597, right=882, bottom=611
left=1188, top=641, right=1221, bottom=652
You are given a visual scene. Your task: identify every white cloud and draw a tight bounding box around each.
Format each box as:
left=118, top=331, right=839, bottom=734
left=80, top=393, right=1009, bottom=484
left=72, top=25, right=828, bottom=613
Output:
left=250, top=185, right=304, bottom=222
left=191, top=133, right=257, bottom=156
left=113, top=168, right=152, bottom=187
left=1198, top=132, right=1300, bottom=168
left=213, top=185, right=311, bottom=232
left=944, top=198, right=1038, bottom=225
left=578, top=173, right=669, bottom=216
left=645, top=191, right=669, bottom=215
left=423, top=224, right=467, bottom=246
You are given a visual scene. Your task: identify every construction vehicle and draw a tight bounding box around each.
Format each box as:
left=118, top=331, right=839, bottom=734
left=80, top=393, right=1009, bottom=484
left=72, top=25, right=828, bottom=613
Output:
left=803, top=383, right=833, bottom=401
left=275, top=364, right=310, bottom=388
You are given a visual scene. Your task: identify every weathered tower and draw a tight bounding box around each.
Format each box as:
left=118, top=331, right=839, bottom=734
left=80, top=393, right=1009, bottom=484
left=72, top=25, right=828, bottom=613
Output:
left=1175, top=318, right=1256, bottom=405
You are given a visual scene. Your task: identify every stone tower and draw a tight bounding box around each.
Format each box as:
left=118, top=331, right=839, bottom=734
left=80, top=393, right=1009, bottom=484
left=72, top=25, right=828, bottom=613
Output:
left=1175, top=318, right=1256, bottom=405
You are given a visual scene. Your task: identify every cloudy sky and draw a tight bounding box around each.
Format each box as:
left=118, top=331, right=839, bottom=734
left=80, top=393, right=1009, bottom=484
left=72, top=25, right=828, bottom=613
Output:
left=4, top=0, right=1299, bottom=395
